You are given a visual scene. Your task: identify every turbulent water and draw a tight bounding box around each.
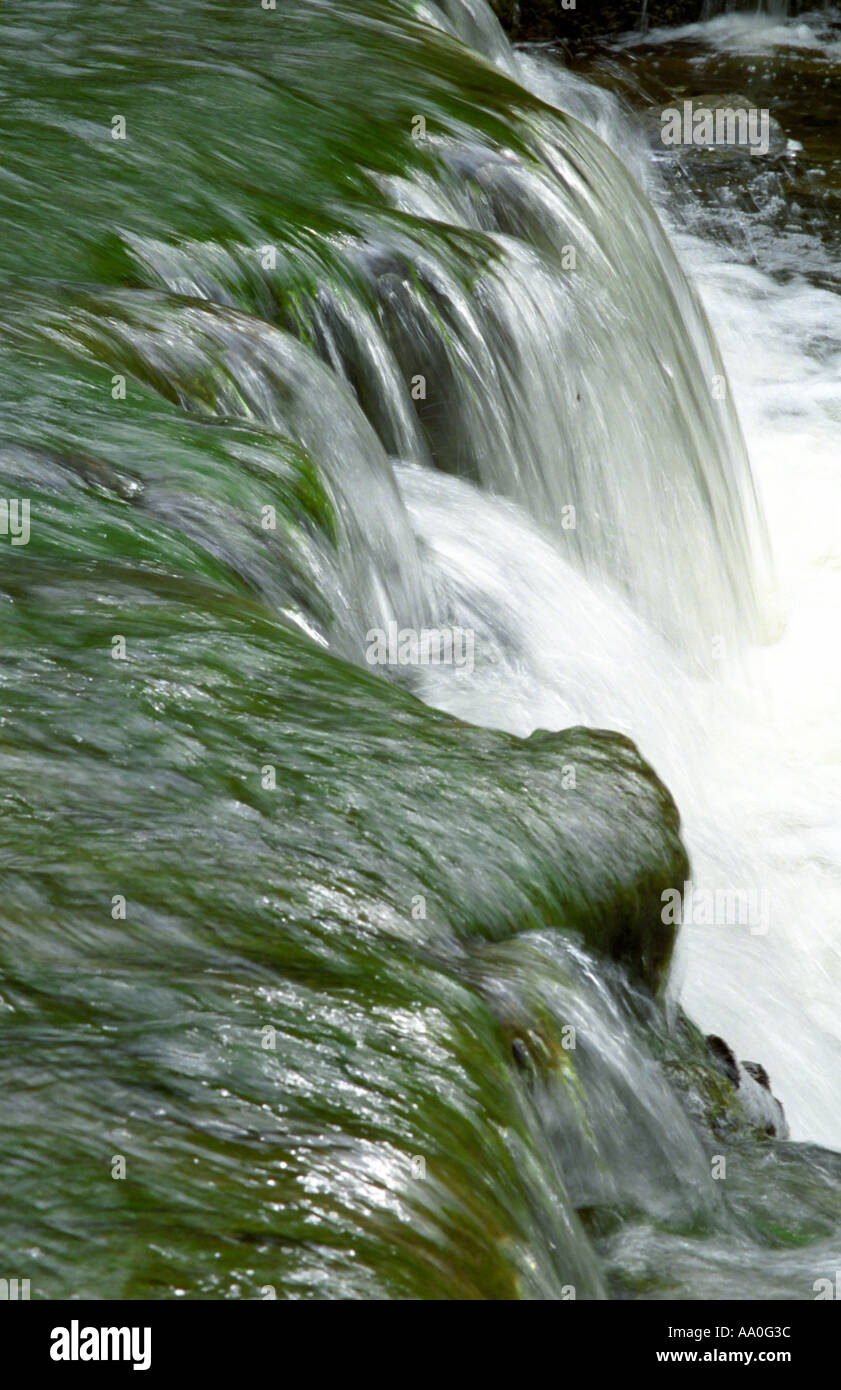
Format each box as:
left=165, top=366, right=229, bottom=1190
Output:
left=1, top=0, right=840, bottom=1299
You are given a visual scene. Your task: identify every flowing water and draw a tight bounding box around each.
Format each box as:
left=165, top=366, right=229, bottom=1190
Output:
left=1, top=0, right=840, bottom=1299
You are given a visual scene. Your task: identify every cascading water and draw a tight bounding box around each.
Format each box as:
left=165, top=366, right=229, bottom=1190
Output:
left=0, top=0, right=839, bottom=1300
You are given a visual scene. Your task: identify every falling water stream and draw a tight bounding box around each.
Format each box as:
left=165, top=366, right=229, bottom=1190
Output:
left=0, top=0, right=839, bottom=1299
left=412, top=3, right=841, bottom=1152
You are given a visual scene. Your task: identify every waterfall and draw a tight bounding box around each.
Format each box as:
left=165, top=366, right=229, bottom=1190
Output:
left=122, top=0, right=770, bottom=656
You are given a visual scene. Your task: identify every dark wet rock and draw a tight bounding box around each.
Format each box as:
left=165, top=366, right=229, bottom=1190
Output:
left=706, top=1033, right=740, bottom=1088
left=706, top=1033, right=789, bottom=1139
left=491, top=0, right=701, bottom=43
left=743, top=1060, right=770, bottom=1089
left=739, top=1060, right=789, bottom=1139
left=492, top=1, right=817, bottom=43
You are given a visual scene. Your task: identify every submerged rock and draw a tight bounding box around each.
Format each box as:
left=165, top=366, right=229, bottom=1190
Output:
left=647, top=95, right=788, bottom=162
